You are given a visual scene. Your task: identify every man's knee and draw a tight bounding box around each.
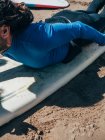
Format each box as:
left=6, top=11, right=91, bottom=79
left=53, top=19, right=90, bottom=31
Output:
left=87, top=0, right=105, bottom=13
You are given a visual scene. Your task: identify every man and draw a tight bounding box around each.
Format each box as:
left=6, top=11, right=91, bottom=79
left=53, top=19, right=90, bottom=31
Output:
left=1, top=0, right=105, bottom=68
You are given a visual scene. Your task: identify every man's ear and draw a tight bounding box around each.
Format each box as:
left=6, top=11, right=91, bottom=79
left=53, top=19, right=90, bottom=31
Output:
left=0, top=25, right=10, bottom=39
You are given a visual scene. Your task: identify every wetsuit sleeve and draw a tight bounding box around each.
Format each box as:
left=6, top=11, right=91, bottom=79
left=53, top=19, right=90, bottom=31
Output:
left=43, top=21, right=105, bottom=51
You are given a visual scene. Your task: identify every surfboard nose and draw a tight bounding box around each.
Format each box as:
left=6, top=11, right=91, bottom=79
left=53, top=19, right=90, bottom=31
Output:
left=56, top=0, right=69, bottom=7
left=58, top=0, right=69, bottom=6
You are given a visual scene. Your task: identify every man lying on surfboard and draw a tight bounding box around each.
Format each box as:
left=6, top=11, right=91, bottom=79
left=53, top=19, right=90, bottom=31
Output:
left=0, top=0, right=105, bottom=68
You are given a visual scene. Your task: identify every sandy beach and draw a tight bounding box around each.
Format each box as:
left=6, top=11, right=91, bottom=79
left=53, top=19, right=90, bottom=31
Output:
left=1, top=0, right=105, bottom=140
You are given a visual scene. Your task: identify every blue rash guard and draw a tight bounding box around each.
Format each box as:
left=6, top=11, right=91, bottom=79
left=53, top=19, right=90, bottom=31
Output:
left=3, top=21, right=105, bottom=68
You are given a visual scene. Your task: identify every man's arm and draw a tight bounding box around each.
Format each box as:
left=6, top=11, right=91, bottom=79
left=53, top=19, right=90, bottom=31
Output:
left=31, top=21, right=105, bottom=52
left=46, top=21, right=105, bottom=48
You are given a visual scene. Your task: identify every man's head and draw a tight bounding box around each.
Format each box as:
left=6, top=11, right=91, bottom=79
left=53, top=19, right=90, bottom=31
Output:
left=0, top=0, right=34, bottom=30
left=0, top=0, right=34, bottom=53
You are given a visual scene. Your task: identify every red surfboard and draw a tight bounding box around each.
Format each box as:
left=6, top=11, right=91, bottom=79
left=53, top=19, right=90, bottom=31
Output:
left=12, top=0, right=70, bottom=8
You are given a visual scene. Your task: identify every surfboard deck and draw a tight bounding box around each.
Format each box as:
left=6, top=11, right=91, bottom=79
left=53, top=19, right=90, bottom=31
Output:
left=12, top=0, right=70, bottom=8
left=0, top=43, right=105, bottom=126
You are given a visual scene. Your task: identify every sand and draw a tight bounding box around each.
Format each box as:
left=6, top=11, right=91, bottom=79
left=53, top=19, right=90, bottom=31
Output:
left=1, top=0, right=105, bottom=140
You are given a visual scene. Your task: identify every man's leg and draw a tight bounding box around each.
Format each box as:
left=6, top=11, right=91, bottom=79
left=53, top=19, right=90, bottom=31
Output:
left=49, top=10, right=95, bottom=25
left=87, top=0, right=105, bottom=13
left=46, top=0, right=105, bottom=26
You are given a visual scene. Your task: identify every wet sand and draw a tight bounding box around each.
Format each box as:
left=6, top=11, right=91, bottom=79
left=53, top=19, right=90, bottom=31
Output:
left=1, top=0, right=105, bottom=140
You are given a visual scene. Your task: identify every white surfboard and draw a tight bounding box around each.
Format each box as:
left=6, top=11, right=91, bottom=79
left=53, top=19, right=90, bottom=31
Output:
left=12, top=0, right=70, bottom=8
left=0, top=43, right=105, bottom=126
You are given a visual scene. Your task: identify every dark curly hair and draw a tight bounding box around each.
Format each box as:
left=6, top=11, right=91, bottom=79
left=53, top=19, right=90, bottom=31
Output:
left=0, top=0, right=34, bottom=33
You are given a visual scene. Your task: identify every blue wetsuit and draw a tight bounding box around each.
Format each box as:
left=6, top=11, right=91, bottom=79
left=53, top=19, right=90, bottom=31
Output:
left=3, top=21, right=105, bottom=68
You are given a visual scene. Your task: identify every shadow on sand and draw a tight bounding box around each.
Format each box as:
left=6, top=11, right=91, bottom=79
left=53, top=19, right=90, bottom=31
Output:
left=0, top=59, right=8, bottom=67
